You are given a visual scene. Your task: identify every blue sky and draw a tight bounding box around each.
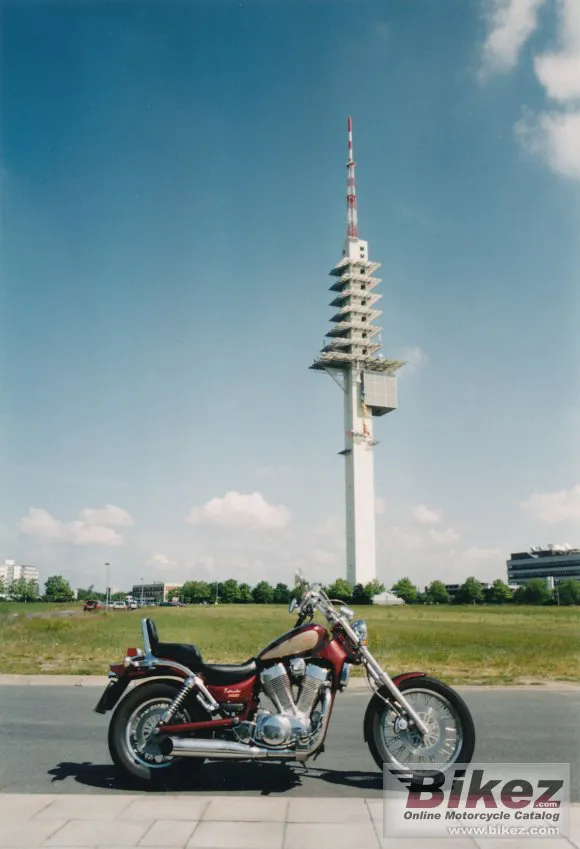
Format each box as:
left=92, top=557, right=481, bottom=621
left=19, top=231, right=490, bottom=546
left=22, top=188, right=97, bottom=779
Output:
left=1, top=0, right=579, bottom=593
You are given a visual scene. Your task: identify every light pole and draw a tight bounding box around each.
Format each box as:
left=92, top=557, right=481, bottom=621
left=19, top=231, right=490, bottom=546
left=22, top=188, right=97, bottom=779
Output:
left=105, top=562, right=110, bottom=613
left=141, top=577, right=144, bottom=607
left=215, top=579, right=219, bottom=605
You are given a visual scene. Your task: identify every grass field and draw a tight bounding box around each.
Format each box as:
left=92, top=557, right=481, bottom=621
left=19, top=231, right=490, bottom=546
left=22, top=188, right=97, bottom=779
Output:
left=0, top=603, right=578, bottom=684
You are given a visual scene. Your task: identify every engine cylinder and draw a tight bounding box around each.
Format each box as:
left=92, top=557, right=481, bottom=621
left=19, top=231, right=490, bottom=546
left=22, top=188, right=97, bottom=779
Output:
left=296, top=664, right=328, bottom=716
left=260, top=663, right=295, bottom=714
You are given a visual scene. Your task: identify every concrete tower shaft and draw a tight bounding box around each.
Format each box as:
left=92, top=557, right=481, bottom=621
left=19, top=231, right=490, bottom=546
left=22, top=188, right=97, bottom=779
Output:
left=310, top=117, right=405, bottom=587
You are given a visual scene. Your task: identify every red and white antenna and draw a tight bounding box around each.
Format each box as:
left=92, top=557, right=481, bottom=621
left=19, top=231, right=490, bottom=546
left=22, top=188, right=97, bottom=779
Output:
left=346, top=116, right=358, bottom=239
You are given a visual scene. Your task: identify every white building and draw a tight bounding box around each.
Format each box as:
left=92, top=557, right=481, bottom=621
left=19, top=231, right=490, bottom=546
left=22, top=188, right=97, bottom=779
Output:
left=0, top=561, right=40, bottom=592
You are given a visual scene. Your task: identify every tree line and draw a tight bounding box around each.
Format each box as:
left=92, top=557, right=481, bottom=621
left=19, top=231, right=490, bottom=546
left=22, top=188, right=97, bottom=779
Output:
left=390, top=576, right=580, bottom=606
left=3, top=573, right=579, bottom=606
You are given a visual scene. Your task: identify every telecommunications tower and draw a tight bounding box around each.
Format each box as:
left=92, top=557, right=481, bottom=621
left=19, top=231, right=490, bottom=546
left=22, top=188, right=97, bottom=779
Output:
left=310, top=117, right=405, bottom=587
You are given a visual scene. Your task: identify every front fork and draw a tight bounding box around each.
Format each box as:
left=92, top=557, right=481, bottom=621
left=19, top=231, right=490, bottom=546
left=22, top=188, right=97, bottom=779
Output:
left=359, top=647, right=429, bottom=737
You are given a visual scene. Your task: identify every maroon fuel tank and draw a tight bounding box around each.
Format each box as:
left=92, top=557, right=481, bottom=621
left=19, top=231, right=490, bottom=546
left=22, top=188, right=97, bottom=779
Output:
left=257, top=624, right=328, bottom=663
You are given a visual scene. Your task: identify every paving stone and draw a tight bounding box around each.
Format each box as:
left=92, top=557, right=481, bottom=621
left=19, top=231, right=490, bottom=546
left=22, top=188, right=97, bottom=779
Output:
left=0, top=818, right=66, bottom=847
left=284, top=820, right=380, bottom=849
left=287, top=796, right=371, bottom=823
left=137, top=819, right=198, bottom=846
left=42, top=819, right=151, bottom=847
left=122, top=798, right=210, bottom=821
left=35, top=795, right=137, bottom=820
left=202, top=798, right=288, bottom=822
left=186, top=820, right=284, bottom=849
left=0, top=794, right=57, bottom=822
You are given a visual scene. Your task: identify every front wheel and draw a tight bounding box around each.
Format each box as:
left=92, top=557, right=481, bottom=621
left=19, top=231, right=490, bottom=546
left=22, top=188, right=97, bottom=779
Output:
left=364, top=676, right=475, bottom=780
left=108, top=681, right=206, bottom=786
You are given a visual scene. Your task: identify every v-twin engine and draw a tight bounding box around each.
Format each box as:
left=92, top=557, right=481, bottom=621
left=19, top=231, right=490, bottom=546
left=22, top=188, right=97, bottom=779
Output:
left=249, top=661, right=329, bottom=749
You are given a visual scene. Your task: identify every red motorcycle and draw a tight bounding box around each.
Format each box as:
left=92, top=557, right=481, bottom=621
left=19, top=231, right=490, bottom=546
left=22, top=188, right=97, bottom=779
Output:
left=96, top=576, right=475, bottom=785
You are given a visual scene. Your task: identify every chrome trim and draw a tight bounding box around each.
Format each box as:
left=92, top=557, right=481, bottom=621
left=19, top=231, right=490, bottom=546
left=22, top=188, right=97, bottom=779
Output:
left=359, top=646, right=429, bottom=736
left=107, top=671, right=118, bottom=680
left=338, top=662, right=351, bottom=691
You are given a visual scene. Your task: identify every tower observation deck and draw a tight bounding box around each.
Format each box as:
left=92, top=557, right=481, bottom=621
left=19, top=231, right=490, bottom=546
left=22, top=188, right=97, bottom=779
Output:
left=310, top=117, right=405, bottom=587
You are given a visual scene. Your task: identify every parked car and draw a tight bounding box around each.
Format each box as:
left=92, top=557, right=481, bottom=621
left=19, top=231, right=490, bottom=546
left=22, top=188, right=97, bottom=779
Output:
left=83, top=600, right=101, bottom=611
left=112, top=601, right=127, bottom=610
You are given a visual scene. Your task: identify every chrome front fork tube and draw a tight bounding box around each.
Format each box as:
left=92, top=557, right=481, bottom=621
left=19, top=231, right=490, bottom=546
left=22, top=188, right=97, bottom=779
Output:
left=360, top=647, right=429, bottom=737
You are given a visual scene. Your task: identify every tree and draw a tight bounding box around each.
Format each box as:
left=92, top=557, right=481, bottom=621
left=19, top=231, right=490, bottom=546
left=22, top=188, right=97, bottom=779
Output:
left=487, top=579, right=513, bottom=604
left=391, top=577, right=418, bottom=605
left=0, top=575, right=5, bottom=597
left=518, top=578, right=551, bottom=605
left=237, top=583, right=253, bottom=603
left=44, top=575, right=74, bottom=602
left=252, top=581, right=274, bottom=604
left=555, top=580, right=580, bottom=606
left=326, top=578, right=353, bottom=602
left=273, top=583, right=291, bottom=604
left=455, top=577, right=484, bottom=605
left=77, top=585, right=97, bottom=601
left=219, top=579, right=240, bottom=604
left=180, top=581, right=212, bottom=604
left=426, top=580, right=450, bottom=604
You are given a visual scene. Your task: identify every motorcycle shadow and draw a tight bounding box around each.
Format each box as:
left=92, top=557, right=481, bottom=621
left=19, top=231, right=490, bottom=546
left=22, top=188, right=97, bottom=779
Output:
left=47, top=761, right=382, bottom=795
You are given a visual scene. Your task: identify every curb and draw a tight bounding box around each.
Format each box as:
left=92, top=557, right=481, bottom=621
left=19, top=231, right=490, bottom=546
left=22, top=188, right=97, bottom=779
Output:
left=0, top=674, right=579, bottom=690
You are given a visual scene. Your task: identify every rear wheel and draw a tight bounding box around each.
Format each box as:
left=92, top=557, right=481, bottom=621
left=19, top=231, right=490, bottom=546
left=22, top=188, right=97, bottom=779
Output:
left=365, top=676, right=475, bottom=781
left=108, top=681, right=207, bottom=786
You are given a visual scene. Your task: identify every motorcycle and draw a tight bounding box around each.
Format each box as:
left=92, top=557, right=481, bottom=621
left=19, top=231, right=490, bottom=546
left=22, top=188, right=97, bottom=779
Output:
left=95, top=574, right=475, bottom=785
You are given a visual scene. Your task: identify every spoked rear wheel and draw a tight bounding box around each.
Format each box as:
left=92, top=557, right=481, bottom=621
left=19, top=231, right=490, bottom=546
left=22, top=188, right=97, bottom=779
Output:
left=108, top=681, right=206, bottom=786
left=365, top=676, right=475, bottom=781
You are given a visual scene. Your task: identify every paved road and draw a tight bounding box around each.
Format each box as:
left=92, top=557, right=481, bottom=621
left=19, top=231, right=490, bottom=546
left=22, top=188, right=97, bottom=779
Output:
left=0, top=686, right=577, bottom=799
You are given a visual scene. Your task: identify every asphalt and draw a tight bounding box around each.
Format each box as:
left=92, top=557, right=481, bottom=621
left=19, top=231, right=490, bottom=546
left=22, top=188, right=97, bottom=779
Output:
left=0, top=684, right=578, bottom=800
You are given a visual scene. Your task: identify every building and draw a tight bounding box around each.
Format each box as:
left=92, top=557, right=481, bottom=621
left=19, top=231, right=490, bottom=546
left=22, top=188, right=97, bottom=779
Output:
left=131, top=582, right=182, bottom=604
left=310, top=117, right=405, bottom=586
left=507, top=545, right=580, bottom=586
left=0, top=560, right=39, bottom=590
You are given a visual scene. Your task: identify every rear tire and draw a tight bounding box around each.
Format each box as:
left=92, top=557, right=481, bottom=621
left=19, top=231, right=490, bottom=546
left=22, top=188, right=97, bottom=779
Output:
left=108, top=681, right=207, bottom=786
left=365, top=676, right=475, bottom=781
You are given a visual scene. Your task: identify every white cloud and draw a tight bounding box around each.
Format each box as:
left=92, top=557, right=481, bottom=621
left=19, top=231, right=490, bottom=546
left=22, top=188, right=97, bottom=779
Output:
left=429, top=527, right=460, bottom=544
left=462, top=546, right=505, bottom=563
left=516, top=107, right=580, bottom=179
left=375, top=497, right=388, bottom=515
left=79, top=505, right=134, bottom=527
left=521, top=484, right=580, bottom=522
left=533, top=0, right=580, bottom=102
left=147, top=553, right=175, bottom=570
left=187, top=491, right=291, bottom=530
left=412, top=504, right=442, bottom=525
left=480, top=0, right=580, bottom=181
left=480, top=0, right=547, bottom=75
left=398, top=346, right=428, bottom=377
left=18, top=505, right=131, bottom=547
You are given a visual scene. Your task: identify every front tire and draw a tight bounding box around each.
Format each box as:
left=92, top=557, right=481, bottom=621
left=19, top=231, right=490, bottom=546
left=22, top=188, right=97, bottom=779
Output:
left=108, top=681, right=206, bottom=786
left=364, top=676, right=475, bottom=780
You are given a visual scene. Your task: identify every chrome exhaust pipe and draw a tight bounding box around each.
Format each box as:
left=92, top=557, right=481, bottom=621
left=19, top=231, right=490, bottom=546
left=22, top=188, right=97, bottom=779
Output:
left=161, top=688, right=333, bottom=762
left=161, top=737, right=297, bottom=760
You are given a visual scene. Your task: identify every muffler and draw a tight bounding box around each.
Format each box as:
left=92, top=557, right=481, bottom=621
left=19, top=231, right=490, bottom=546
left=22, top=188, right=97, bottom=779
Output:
left=160, top=737, right=297, bottom=760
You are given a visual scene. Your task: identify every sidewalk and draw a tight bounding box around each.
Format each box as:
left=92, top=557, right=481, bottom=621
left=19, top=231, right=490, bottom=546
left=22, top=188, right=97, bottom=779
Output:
left=0, top=794, right=578, bottom=849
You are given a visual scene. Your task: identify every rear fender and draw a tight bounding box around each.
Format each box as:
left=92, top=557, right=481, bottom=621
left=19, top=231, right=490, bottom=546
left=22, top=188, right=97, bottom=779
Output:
left=93, top=671, right=185, bottom=714
left=362, top=672, right=427, bottom=742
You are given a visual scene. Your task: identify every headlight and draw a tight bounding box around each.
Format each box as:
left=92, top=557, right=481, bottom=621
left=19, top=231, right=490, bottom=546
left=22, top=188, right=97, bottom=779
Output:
left=352, top=619, right=368, bottom=645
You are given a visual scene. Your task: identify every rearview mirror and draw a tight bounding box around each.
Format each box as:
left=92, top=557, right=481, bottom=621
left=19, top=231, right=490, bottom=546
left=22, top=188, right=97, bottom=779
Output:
left=288, top=598, right=297, bottom=614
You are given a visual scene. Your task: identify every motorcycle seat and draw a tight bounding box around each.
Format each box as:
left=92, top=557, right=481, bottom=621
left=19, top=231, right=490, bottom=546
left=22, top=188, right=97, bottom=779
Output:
left=199, top=660, right=258, bottom=686
left=144, top=619, right=257, bottom=685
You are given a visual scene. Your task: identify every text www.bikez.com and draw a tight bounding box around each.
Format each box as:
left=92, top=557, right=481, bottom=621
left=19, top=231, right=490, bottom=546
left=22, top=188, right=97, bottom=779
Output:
left=448, top=825, right=560, bottom=838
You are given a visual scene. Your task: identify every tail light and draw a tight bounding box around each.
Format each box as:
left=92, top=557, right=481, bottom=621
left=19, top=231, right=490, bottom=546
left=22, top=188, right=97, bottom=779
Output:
left=126, top=647, right=140, bottom=657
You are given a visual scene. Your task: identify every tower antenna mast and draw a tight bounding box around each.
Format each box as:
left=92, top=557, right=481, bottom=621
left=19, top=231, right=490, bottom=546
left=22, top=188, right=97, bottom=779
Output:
left=310, top=117, right=405, bottom=587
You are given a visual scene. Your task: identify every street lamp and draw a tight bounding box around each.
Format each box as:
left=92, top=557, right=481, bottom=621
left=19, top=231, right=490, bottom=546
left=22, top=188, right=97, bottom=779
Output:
left=105, top=562, right=110, bottom=613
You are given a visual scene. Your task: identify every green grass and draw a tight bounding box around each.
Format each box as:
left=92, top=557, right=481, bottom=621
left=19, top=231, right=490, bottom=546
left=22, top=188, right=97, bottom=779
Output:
left=0, top=603, right=578, bottom=684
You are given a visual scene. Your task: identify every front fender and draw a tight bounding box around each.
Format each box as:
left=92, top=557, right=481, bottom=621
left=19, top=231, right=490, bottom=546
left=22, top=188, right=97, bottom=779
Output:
left=362, top=671, right=427, bottom=742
